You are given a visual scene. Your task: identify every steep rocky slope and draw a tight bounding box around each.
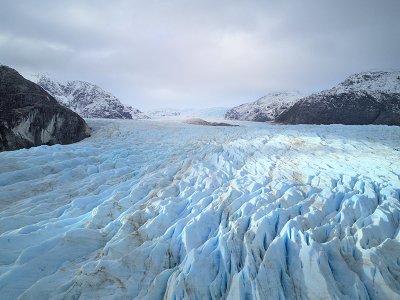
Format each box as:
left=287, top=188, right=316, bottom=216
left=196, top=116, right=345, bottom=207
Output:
left=225, top=92, right=302, bottom=122
left=277, top=71, right=400, bottom=125
left=0, top=66, right=90, bottom=151
left=34, top=75, right=149, bottom=119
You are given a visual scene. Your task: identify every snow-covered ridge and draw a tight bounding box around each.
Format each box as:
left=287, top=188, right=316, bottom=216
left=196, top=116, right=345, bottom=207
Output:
left=331, top=71, right=400, bottom=96
left=0, top=119, right=399, bottom=299
left=227, top=71, right=400, bottom=124
left=33, top=74, right=149, bottom=119
left=277, top=71, right=400, bottom=125
left=225, top=91, right=303, bottom=121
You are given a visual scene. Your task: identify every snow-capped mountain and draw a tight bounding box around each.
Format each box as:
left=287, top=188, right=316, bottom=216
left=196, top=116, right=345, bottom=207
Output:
left=34, top=75, right=149, bottom=119
left=331, top=70, right=400, bottom=96
left=278, top=71, right=400, bottom=125
left=225, top=91, right=303, bottom=121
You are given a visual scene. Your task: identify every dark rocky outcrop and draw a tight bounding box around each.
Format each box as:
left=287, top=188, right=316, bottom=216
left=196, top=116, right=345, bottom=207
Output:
left=0, top=66, right=91, bottom=151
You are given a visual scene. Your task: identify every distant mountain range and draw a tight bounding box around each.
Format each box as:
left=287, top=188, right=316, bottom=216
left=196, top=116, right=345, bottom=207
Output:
left=146, top=107, right=229, bottom=119
left=24, top=70, right=400, bottom=125
left=146, top=109, right=182, bottom=118
left=226, top=71, right=400, bottom=125
left=33, top=75, right=149, bottom=119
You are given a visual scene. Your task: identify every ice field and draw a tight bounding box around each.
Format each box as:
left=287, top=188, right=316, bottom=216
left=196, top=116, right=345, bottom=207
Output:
left=0, top=119, right=400, bottom=299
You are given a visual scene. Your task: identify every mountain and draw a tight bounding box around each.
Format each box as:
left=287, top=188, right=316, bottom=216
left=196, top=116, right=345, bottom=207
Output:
left=0, top=66, right=90, bottom=151
left=277, top=71, right=400, bottom=125
left=34, top=75, right=149, bottom=119
left=225, top=91, right=302, bottom=122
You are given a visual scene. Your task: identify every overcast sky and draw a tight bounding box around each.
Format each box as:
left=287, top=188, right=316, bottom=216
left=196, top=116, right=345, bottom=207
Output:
left=1, top=0, right=399, bottom=109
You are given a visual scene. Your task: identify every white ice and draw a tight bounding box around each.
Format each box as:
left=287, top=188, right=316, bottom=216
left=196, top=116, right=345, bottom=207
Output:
left=0, top=119, right=399, bottom=299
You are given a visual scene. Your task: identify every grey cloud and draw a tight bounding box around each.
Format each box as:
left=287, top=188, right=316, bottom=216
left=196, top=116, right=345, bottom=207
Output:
left=1, top=0, right=399, bottom=109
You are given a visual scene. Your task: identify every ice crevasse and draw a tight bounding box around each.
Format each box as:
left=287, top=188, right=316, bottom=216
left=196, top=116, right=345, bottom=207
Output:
left=0, top=119, right=399, bottom=299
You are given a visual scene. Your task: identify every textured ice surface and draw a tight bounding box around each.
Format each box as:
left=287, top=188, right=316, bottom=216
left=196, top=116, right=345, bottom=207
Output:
left=0, top=119, right=399, bottom=299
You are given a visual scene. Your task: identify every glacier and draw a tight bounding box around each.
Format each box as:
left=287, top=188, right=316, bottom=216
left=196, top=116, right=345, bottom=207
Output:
left=0, top=119, right=399, bottom=299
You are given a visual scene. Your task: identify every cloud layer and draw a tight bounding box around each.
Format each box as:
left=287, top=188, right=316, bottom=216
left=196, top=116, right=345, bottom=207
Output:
left=1, top=0, right=399, bottom=109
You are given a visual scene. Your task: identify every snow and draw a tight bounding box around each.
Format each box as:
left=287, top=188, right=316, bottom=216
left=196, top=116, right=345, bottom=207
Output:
left=0, top=119, right=399, bottom=299
left=146, top=109, right=182, bottom=118
left=31, top=74, right=149, bottom=119
left=147, top=107, right=229, bottom=120
left=320, top=71, right=400, bottom=99
left=225, top=91, right=303, bottom=121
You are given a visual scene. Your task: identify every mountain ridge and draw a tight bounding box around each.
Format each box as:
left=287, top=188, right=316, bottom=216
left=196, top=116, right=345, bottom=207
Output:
left=225, top=71, right=400, bottom=125
left=225, top=91, right=303, bottom=122
left=277, top=71, right=400, bottom=125
left=33, top=75, right=149, bottom=120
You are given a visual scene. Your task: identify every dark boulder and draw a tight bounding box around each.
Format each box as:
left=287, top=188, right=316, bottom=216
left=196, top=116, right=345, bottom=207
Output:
left=0, top=65, right=91, bottom=151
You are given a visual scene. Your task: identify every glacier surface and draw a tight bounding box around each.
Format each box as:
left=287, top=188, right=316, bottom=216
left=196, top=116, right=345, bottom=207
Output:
left=0, top=119, right=399, bottom=299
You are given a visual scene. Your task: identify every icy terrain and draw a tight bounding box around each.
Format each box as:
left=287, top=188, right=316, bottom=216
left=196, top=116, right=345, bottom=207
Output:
left=0, top=119, right=399, bottom=299
left=147, top=107, right=228, bottom=120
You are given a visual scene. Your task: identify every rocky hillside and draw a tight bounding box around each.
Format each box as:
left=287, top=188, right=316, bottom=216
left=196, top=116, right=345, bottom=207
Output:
left=277, top=71, right=400, bottom=125
left=0, top=66, right=90, bottom=151
left=34, top=75, right=149, bottom=119
left=225, top=92, right=302, bottom=122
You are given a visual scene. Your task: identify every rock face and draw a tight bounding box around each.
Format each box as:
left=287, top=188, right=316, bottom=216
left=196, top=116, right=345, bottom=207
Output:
left=225, top=92, right=302, bottom=122
left=0, top=66, right=91, bottom=151
left=34, top=75, right=149, bottom=119
left=277, top=71, right=400, bottom=125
